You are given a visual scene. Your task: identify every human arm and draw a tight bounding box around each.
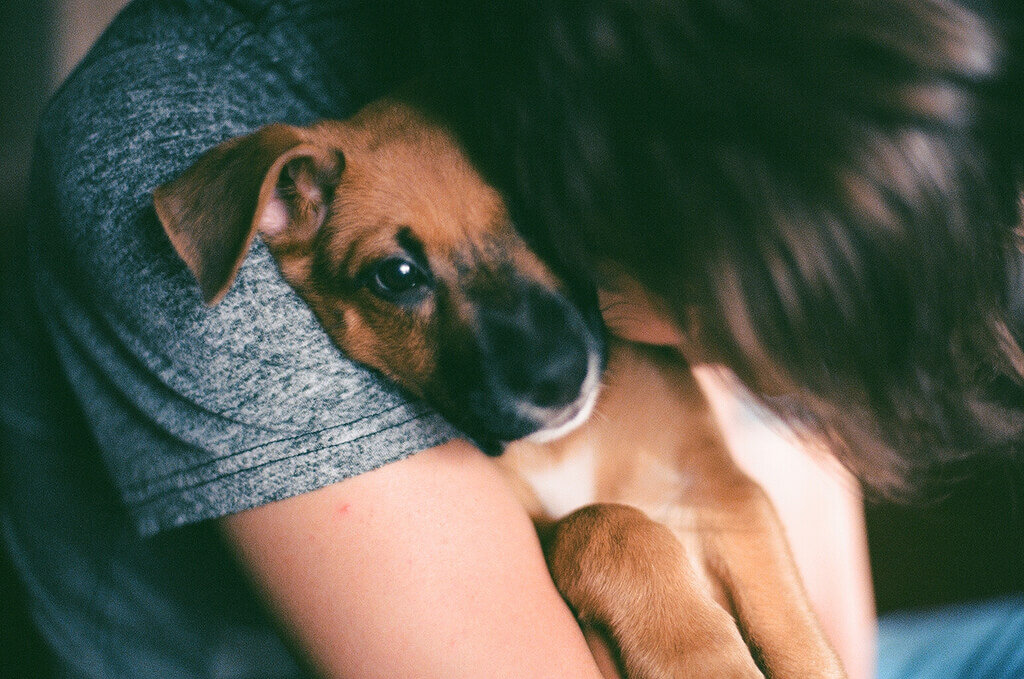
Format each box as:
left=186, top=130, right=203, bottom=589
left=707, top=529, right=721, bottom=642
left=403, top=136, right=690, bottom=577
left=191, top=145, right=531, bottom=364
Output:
left=220, top=439, right=609, bottom=679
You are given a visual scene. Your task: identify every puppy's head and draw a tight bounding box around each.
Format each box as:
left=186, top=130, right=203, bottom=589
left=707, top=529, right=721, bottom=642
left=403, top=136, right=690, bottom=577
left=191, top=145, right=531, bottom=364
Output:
left=153, top=100, right=604, bottom=452
left=394, top=0, right=1024, bottom=491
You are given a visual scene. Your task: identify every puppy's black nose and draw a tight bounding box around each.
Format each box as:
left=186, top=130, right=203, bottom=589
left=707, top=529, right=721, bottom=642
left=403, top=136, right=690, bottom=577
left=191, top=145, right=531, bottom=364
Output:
left=511, top=338, right=589, bottom=408
left=479, top=284, right=591, bottom=410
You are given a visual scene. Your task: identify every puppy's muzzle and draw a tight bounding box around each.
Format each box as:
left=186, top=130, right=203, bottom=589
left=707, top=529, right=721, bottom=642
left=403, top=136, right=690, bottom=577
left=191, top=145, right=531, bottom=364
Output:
left=479, top=286, right=591, bottom=408
left=442, top=282, right=603, bottom=452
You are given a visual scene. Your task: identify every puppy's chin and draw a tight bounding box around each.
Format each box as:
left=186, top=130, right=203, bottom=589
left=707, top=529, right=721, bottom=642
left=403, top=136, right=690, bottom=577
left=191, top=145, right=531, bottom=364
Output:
left=515, top=347, right=603, bottom=444
left=523, top=367, right=601, bottom=444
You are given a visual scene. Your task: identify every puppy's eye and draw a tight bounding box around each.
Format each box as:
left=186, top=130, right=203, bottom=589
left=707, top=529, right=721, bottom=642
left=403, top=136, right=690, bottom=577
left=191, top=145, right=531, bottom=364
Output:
left=366, top=257, right=431, bottom=301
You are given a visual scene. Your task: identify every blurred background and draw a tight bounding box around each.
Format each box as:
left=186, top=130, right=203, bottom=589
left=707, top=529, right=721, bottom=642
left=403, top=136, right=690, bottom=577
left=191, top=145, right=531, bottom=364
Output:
left=1, top=1, right=1022, bottom=676
left=1, top=2, right=129, bottom=675
left=1, top=0, right=129, bottom=233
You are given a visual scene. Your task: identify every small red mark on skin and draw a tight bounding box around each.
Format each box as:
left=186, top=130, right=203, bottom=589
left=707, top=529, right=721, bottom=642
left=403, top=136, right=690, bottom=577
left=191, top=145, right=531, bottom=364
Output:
left=335, top=503, right=351, bottom=517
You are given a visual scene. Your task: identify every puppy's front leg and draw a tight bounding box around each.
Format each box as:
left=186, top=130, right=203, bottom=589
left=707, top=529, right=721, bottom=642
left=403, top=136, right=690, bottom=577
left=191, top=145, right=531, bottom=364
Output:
left=542, top=503, right=764, bottom=679
left=689, top=476, right=848, bottom=679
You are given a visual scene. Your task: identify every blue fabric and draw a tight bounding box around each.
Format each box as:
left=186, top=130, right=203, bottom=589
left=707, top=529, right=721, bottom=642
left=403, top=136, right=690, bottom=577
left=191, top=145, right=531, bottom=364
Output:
left=878, top=596, right=1024, bottom=679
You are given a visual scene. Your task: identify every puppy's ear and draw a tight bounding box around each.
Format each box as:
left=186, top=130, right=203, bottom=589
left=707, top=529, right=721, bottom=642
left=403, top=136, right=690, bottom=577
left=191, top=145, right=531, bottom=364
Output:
left=153, top=124, right=344, bottom=305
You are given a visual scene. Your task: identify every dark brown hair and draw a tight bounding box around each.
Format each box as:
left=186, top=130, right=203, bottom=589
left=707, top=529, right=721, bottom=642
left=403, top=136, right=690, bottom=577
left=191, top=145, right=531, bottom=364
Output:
left=385, top=0, right=1024, bottom=493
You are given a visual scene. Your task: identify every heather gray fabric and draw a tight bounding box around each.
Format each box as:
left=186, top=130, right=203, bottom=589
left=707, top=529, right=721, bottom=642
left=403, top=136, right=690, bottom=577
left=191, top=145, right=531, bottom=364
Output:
left=0, top=0, right=458, bottom=676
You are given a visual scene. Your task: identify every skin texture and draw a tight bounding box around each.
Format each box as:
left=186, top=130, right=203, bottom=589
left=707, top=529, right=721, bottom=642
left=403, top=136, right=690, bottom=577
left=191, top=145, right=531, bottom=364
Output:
left=220, top=440, right=608, bottom=679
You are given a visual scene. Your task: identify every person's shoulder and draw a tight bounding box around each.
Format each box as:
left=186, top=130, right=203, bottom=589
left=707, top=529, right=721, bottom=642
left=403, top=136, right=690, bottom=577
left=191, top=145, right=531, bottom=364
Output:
left=45, top=0, right=264, bottom=123
left=32, top=0, right=361, bottom=260
left=21, top=0, right=356, bottom=371
left=40, top=0, right=317, bottom=178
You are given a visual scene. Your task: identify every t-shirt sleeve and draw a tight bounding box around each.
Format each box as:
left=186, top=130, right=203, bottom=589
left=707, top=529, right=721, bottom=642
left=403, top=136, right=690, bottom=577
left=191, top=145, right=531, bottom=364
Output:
left=28, top=3, right=459, bottom=536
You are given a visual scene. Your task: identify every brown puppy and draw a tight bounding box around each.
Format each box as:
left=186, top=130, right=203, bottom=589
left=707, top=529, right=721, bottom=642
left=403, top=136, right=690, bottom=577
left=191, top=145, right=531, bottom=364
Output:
left=154, top=99, right=846, bottom=679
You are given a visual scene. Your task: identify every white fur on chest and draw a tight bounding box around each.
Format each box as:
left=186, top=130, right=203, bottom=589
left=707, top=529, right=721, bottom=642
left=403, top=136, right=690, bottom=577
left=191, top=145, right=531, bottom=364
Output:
left=519, top=444, right=598, bottom=519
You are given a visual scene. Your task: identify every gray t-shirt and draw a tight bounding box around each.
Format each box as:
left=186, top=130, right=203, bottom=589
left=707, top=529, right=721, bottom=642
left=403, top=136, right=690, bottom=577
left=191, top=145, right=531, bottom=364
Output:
left=1, top=0, right=457, bottom=676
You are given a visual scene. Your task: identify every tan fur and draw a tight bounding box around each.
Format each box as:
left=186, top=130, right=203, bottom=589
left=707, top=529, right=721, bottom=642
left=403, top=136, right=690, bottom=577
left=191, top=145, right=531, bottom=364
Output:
left=508, top=344, right=844, bottom=677
left=154, top=99, right=847, bottom=678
